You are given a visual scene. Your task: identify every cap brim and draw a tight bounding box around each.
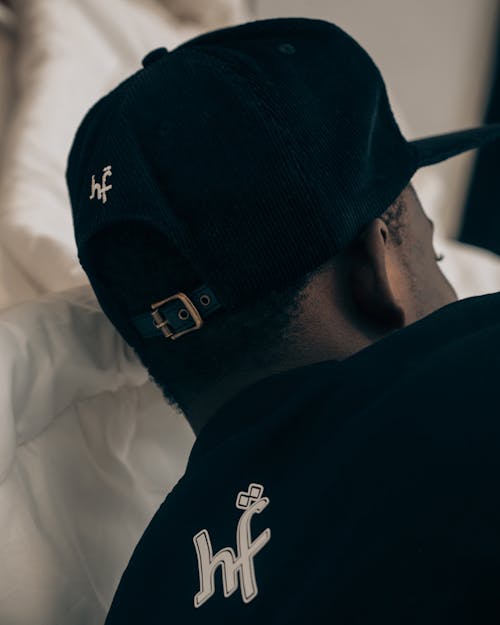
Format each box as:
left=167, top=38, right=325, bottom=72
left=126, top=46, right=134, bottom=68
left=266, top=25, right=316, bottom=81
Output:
left=410, top=122, right=500, bottom=168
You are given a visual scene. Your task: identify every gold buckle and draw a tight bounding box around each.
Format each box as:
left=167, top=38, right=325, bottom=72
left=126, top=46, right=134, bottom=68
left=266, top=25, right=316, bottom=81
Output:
left=150, top=292, right=203, bottom=340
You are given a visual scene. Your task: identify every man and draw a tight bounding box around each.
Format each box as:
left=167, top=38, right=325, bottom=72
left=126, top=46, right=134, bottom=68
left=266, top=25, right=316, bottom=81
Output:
left=66, top=17, right=500, bottom=624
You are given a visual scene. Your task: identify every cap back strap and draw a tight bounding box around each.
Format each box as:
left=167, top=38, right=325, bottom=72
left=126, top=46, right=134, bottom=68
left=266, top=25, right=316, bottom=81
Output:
left=131, top=285, right=221, bottom=340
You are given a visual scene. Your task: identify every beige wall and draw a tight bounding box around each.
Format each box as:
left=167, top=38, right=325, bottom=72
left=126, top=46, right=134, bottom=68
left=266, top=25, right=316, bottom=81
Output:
left=254, top=0, right=499, bottom=238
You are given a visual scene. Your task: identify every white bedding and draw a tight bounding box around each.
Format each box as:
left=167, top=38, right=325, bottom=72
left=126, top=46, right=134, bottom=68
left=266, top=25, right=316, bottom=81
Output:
left=0, top=2, right=499, bottom=625
left=0, top=1, right=244, bottom=624
left=0, top=285, right=194, bottom=624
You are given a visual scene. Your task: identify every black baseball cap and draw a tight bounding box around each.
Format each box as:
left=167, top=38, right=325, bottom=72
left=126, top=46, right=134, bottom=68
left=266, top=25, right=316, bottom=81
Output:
left=66, top=17, right=500, bottom=345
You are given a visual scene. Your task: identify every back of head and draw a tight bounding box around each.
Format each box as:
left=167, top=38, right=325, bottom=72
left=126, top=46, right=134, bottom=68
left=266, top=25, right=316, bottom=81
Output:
left=83, top=220, right=321, bottom=413
left=66, top=17, right=500, bottom=417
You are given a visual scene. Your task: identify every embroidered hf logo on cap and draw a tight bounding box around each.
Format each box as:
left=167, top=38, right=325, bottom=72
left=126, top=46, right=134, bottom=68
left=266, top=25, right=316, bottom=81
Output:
left=192, top=482, right=271, bottom=608
left=89, top=165, right=113, bottom=204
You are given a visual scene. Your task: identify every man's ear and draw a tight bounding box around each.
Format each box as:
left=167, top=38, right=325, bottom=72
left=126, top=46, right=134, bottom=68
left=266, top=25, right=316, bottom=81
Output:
left=347, top=218, right=406, bottom=331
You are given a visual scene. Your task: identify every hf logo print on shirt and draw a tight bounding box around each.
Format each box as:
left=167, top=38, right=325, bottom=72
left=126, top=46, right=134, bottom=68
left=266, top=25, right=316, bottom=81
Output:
left=89, top=165, right=113, bottom=204
left=193, top=483, right=271, bottom=608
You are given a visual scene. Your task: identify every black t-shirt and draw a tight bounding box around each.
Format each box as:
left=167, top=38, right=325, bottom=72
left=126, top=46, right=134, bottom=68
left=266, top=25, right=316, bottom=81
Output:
left=104, top=292, right=500, bottom=624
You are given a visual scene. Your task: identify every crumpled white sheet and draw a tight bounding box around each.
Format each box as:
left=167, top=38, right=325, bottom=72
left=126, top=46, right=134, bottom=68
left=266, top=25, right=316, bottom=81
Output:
left=0, top=285, right=195, bottom=625
left=0, top=1, right=246, bottom=624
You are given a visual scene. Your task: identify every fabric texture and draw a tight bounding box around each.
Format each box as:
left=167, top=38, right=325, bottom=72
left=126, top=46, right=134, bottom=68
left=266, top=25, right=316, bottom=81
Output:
left=0, top=284, right=194, bottom=625
left=66, top=16, right=500, bottom=352
left=2, top=5, right=500, bottom=625
left=0, top=286, right=194, bottom=625
left=104, top=291, right=500, bottom=624
left=0, top=2, right=247, bottom=624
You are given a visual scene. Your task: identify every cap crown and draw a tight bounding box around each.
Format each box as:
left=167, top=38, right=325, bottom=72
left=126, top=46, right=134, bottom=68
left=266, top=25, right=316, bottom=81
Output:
left=67, top=17, right=417, bottom=310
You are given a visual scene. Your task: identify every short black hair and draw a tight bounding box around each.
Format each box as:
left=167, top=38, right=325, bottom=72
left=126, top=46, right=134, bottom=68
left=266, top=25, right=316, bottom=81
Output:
left=380, top=189, right=407, bottom=246
left=84, top=221, right=321, bottom=414
left=85, top=190, right=407, bottom=414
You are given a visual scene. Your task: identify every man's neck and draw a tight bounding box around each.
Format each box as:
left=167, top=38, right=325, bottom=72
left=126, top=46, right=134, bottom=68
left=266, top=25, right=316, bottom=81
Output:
left=184, top=366, right=286, bottom=436
left=182, top=348, right=351, bottom=436
left=181, top=321, right=382, bottom=436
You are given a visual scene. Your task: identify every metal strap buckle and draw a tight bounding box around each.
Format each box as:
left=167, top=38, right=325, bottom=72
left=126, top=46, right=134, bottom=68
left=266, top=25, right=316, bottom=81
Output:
left=150, top=292, right=203, bottom=340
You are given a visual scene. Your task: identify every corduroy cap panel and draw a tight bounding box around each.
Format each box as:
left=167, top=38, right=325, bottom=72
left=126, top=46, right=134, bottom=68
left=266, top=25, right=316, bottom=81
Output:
left=66, top=16, right=500, bottom=333
left=68, top=17, right=417, bottom=313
